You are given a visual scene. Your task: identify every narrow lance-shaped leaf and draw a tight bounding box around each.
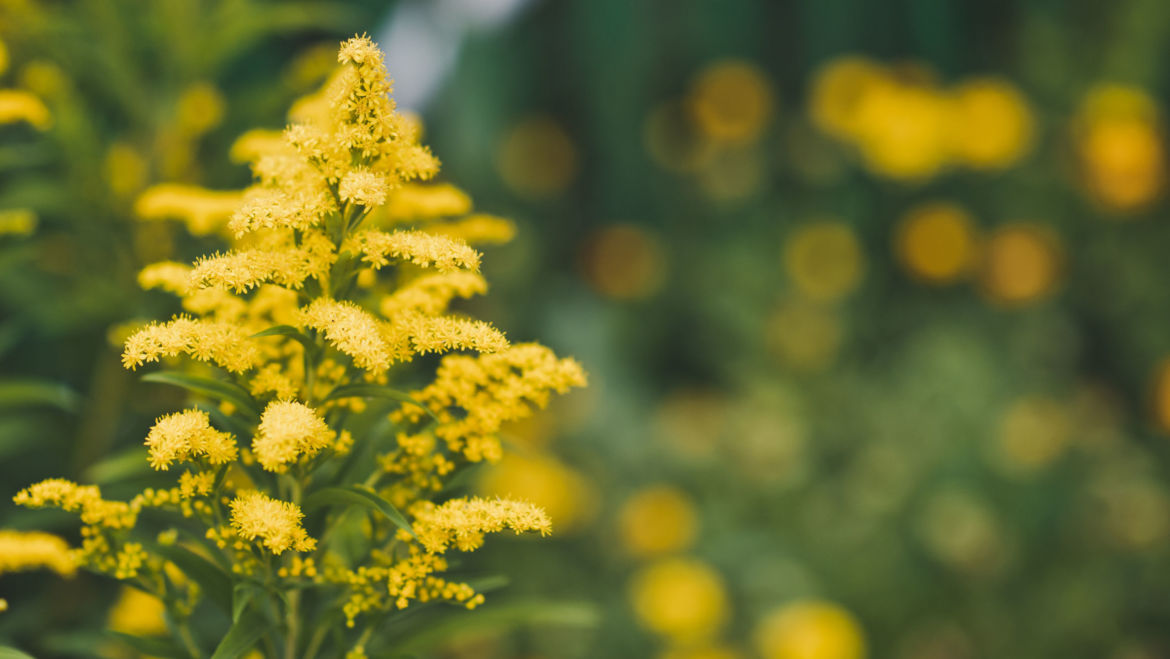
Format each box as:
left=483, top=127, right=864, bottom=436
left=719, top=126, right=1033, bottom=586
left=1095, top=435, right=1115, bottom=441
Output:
left=303, top=485, right=416, bottom=538
left=142, top=371, right=261, bottom=419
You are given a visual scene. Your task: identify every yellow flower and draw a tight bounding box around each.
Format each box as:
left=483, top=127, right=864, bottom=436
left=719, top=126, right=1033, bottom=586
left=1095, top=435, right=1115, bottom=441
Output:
left=351, top=229, right=481, bottom=273
left=617, top=485, right=698, bottom=557
left=976, top=223, right=1062, bottom=306
left=380, top=271, right=488, bottom=317
left=948, top=77, right=1034, bottom=169
left=893, top=202, right=979, bottom=284
left=629, top=557, right=729, bottom=644
left=144, top=409, right=238, bottom=470
left=0, top=89, right=50, bottom=129
left=300, top=299, right=396, bottom=372
left=229, top=491, right=316, bottom=554
left=135, top=184, right=243, bottom=236
left=477, top=452, right=594, bottom=533
left=412, top=496, right=552, bottom=553
left=808, top=56, right=888, bottom=139
left=252, top=400, right=335, bottom=472
left=852, top=79, right=952, bottom=180
left=0, top=530, right=77, bottom=577
left=108, top=586, right=167, bottom=637
left=753, top=600, right=866, bottom=659
left=121, top=316, right=261, bottom=373
left=1074, top=84, right=1165, bottom=211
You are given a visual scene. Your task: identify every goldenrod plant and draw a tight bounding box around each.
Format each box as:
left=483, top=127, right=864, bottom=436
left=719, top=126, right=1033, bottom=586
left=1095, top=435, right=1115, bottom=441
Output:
left=4, top=36, right=585, bottom=659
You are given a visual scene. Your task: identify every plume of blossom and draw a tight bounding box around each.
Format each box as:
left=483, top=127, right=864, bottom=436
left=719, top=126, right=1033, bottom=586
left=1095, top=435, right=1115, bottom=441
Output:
left=0, top=530, right=77, bottom=577
left=339, top=169, right=390, bottom=207
left=299, top=298, right=396, bottom=372
left=122, top=316, right=261, bottom=373
left=380, top=271, right=488, bottom=317
left=144, top=410, right=238, bottom=470
left=229, top=491, right=316, bottom=554
left=411, top=497, right=552, bottom=553
left=189, top=232, right=336, bottom=293
left=14, top=479, right=136, bottom=529
left=384, top=313, right=509, bottom=358
left=252, top=400, right=335, bottom=472
left=395, top=344, right=586, bottom=461
left=135, top=184, right=243, bottom=236
left=351, top=230, right=481, bottom=273
left=228, top=184, right=337, bottom=236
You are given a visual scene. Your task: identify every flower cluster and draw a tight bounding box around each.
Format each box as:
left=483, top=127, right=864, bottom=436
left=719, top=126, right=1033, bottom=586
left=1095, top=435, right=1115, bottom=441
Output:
left=8, top=35, right=585, bottom=657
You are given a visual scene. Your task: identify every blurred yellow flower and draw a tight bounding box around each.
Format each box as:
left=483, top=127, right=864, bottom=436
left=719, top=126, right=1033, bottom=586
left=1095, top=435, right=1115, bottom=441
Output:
left=661, top=645, right=744, bottom=659
left=808, top=56, right=888, bottom=140
left=496, top=115, right=578, bottom=199
left=629, top=557, right=729, bottom=644
left=754, top=600, right=866, bottom=659
left=477, top=452, right=594, bottom=533
left=977, top=223, right=1062, bottom=305
left=853, top=80, right=952, bottom=180
left=580, top=224, right=667, bottom=300
left=175, top=82, right=225, bottom=136
left=0, top=89, right=50, bottom=128
left=784, top=221, right=864, bottom=302
left=993, top=396, right=1071, bottom=475
left=688, top=59, right=776, bottom=143
left=618, top=485, right=698, bottom=557
left=894, top=202, right=979, bottom=284
left=108, top=586, right=167, bottom=637
left=1075, top=84, right=1165, bottom=212
left=0, top=208, right=36, bottom=237
left=948, top=77, right=1034, bottom=169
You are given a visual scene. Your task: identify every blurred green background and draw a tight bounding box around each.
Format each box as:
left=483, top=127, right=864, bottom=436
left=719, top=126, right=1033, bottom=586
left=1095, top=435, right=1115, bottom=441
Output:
left=6, top=0, right=1170, bottom=657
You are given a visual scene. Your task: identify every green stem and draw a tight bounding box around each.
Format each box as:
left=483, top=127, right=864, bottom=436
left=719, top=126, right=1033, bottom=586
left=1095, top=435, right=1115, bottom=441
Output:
left=283, top=589, right=301, bottom=659
left=302, top=617, right=330, bottom=659
left=177, top=620, right=203, bottom=659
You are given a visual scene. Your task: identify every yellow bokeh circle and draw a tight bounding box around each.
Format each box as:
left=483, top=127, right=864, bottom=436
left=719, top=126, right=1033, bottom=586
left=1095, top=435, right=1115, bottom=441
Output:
left=977, top=223, right=1062, bottom=305
left=754, top=600, right=866, bottom=659
left=894, top=202, right=979, bottom=284
left=618, top=485, right=699, bottom=557
left=629, top=557, right=729, bottom=644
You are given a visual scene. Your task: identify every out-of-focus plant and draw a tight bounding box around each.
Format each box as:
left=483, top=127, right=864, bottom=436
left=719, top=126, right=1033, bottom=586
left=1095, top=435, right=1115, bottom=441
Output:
left=3, top=36, right=586, bottom=658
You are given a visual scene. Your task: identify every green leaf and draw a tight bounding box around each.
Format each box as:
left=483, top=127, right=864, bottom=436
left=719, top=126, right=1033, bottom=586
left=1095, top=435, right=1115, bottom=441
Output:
left=251, top=325, right=315, bottom=351
left=232, top=582, right=263, bottom=623
left=396, top=601, right=600, bottom=652
left=0, top=647, right=37, bottom=659
left=210, top=607, right=273, bottom=659
left=104, top=632, right=189, bottom=659
left=303, top=485, right=415, bottom=538
left=152, top=543, right=234, bottom=614
left=142, top=371, right=261, bottom=418
left=321, top=384, right=438, bottom=422
left=82, top=446, right=152, bottom=484
left=0, top=379, right=81, bottom=412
